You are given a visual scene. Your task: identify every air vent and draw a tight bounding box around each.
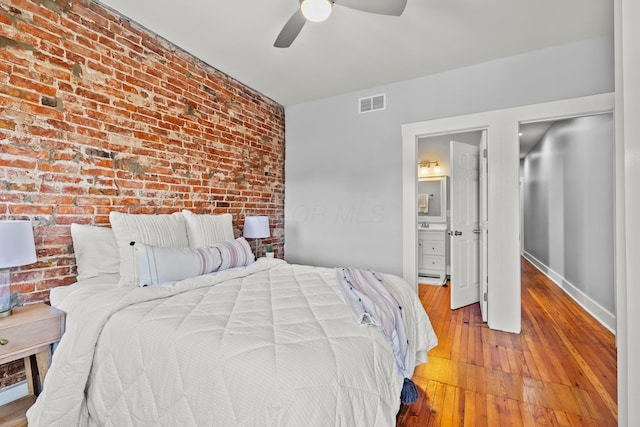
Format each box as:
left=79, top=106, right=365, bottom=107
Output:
left=359, top=94, right=386, bottom=114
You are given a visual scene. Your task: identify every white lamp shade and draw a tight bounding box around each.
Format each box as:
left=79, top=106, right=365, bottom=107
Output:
left=243, top=216, right=270, bottom=239
left=0, top=220, right=37, bottom=269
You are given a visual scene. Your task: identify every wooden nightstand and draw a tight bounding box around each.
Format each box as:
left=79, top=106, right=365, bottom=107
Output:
left=0, top=303, right=65, bottom=427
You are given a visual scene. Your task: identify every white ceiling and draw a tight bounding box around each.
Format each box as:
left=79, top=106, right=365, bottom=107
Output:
left=96, top=0, right=612, bottom=107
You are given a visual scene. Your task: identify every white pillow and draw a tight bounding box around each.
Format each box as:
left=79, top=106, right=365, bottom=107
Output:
left=211, top=237, right=255, bottom=270
left=70, top=223, right=120, bottom=281
left=134, top=243, right=222, bottom=286
left=109, top=212, right=190, bottom=287
left=181, top=209, right=234, bottom=247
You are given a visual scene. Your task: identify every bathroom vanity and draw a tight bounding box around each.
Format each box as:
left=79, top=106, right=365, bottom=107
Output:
left=418, top=226, right=447, bottom=284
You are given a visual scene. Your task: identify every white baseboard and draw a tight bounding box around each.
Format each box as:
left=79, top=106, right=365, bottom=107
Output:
left=0, top=381, right=28, bottom=405
left=523, top=251, right=616, bottom=334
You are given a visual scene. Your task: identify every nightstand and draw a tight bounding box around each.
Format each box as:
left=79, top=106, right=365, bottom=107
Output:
left=0, top=303, right=65, bottom=427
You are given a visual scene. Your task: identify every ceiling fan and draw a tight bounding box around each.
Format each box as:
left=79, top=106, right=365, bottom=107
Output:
left=274, top=0, right=408, bottom=48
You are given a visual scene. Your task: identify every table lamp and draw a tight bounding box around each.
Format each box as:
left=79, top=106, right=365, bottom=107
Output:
left=0, top=220, right=37, bottom=317
left=243, top=216, right=270, bottom=258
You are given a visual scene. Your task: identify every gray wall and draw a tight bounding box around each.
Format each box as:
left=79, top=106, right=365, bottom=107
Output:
left=523, top=114, right=615, bottom=315
left=284, top=36, right=614, bottom=275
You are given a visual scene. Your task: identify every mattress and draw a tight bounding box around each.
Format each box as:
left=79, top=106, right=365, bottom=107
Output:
left=28, top=258, right=437, bottom=426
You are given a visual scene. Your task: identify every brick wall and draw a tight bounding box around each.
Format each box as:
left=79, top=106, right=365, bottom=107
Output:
left=0, top=0, right=285, bottom=390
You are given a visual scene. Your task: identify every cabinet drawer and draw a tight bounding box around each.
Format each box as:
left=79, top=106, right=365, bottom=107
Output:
left=423, top=241, right=444, bottom=256
left=0, top=318, right=61, bottom=359
left=0, top=304, right=64, bottom=364
left=419, top=230, right=446, bottom=243
left=422, top=255, right=444, bottom=270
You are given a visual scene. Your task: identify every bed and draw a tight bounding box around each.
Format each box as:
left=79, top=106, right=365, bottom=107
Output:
left=27, top=211, right=438, bottom=426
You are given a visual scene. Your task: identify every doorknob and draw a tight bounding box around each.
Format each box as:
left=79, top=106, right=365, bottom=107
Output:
left=455, top=231, right=462, bottom=236
left=473, top=229, right=481, bottom=234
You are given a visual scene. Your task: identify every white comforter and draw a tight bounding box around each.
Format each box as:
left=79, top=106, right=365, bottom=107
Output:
left=27, top=258, right=437, bottom=427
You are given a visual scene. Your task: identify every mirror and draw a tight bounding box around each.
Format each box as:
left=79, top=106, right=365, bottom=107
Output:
left=417, top=176, right=447, bottom=223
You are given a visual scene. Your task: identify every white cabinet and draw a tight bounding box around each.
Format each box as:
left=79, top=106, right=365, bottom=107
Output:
left=418, top=229, right=447, bottom=285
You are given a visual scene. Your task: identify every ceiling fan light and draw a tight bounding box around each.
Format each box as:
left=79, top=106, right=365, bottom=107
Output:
left=301, top=0, right=332, bottom=22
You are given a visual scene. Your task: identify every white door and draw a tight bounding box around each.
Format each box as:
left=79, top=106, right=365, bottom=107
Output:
left=449, top=141, right=481, bottom=309
left=479, top=131, right=488, bottom=321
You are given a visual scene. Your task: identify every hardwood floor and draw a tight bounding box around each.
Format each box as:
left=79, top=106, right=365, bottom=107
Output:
left=397, top=257, right=617, bottom=426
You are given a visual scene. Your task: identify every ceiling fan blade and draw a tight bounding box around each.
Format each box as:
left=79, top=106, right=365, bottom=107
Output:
left=336, top=0, right=407, bottom=16
left=274, top=9, right=307, bottom=48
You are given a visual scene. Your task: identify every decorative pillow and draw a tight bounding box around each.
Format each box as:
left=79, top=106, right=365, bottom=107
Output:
left=70, top=223, right=120, bottom=281
left=134, top=243, right=222, bottom=287
left=181, top=209, right=234, bottom=248
left=211, top=237, right=255, bottom=270
left=109, top=212, right=190, bottom=287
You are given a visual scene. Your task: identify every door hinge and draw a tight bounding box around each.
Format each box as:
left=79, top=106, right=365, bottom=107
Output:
left=483, top=148, right=487, bottom=158
left=483, top=292, right=488, bottom=302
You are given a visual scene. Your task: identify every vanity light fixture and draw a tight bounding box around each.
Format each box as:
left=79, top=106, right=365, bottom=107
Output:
left=418, top=160, right=440, bottom=176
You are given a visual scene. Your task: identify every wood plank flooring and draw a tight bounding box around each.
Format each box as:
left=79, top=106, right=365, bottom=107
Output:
left=397, top=257, right=617, bottom=426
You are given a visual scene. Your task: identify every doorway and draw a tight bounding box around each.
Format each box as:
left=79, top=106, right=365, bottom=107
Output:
left=518, top=113, right=616, bottom=331
left=417, top=131, right=488, bottom=318
left=401, top=92, right=616, bottom=333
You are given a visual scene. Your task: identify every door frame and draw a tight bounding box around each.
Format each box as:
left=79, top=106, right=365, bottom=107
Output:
left=401, top=92, right=616, bottom=333
left=479, top=131, right=488, bottom=322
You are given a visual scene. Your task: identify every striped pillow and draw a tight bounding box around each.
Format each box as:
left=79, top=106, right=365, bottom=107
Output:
left=211, top=237, right=255, bottom=270
left=134, top=243, right=222, bottom=286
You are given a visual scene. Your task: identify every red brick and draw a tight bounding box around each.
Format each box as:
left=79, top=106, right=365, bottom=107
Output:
left=18, top=100, right=64, bottom=118
left=10, top=282, right=36, bottom=295
left=0, top=83, right=39, bottom=103
left=69, top=4, right=113, bottom=32
left=29, top=194, right=75, bottom=205
left=36, top=275, right=76, bottom=290
left=15, top=19, right=65, bottom=47
left=2, top=143, right=49, bottom=159
left=9, top=204, right=54, bottom=215
left=9, top=72, right=57, bottom=96
left=37, top=161, right=80, bottom=174
left=75, top=196, right=112, bottom=206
